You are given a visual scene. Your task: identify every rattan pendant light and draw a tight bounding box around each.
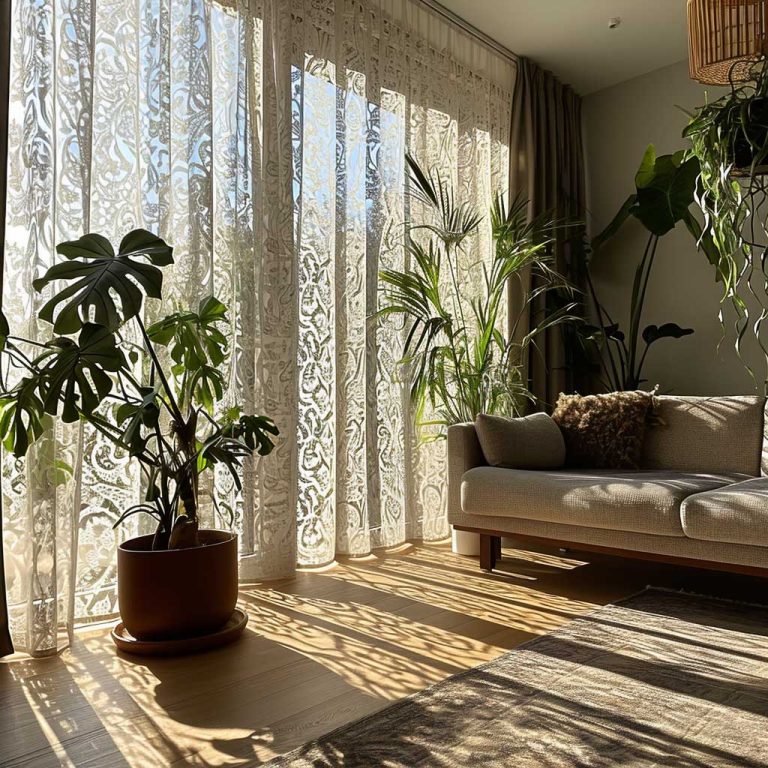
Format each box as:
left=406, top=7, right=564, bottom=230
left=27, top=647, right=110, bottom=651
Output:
left=688, top=0, right=768, bottom=84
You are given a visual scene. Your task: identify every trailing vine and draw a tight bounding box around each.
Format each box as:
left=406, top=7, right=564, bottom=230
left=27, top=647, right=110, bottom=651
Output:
left=685, top=58, right=768, bottom=387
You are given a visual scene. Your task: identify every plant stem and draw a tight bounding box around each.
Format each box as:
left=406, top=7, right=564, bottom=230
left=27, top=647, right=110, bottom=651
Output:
left=444, top=241, right=474, bottom=419
left=135, top=315, right=186, bottom=426
left=584, top=272, right=621, bottom=390
left=628, top=234, right=658, bottom=386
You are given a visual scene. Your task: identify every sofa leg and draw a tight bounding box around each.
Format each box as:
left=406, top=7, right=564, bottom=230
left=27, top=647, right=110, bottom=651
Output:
left=480, top=534, right=499, bottom=572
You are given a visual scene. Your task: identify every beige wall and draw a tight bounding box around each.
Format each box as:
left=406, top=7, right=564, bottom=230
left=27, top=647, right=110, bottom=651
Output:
left=583, top=59, right=764, bottom=395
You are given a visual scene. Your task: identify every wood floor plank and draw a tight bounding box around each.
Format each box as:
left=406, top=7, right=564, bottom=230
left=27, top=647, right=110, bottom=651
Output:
left=2, top=541, right=765, bottom=767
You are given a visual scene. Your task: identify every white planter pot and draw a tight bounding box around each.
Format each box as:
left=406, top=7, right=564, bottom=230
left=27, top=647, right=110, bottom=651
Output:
left=451, top=527, right=480, bottom=556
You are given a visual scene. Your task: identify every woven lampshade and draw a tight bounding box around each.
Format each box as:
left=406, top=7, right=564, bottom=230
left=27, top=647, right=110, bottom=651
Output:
left=688, top=0, right=768, bottom=84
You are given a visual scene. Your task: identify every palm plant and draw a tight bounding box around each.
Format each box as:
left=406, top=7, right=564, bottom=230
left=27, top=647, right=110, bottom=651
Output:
left=0, top=229, right=278, bottom=550
left=377, top=154, right=577, bottom=429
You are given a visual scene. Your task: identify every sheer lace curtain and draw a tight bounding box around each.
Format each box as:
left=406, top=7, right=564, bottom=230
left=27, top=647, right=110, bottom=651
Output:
left=2, top=0, right=515, bottom=654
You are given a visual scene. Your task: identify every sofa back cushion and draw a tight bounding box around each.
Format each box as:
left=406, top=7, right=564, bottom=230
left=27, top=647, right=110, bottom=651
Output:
left=475, top=412, right=566, bottom=469
left=641, top=395, right=765, bottom=476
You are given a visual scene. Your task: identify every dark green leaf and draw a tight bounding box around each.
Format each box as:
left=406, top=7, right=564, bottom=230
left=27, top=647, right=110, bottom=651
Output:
left=0, top=377, right=49, bottom=457
left=591, top=195, right=638, bottom=254
left=147, top=295, right=229, bottom=387
left=224, top=413, right=279, bottom=456
left=33, top=229, right=173, bottom=333
left=116, top=386, right=161, bottom=456
left=189, top=365, right=225, bottom=413
left=0, top=311, right=9, bottom=351
left=118, top=229, right=174, bottom=266
left=603, top=323, right=625, bottom=342
left=38, top=323, right=126, bottom=422
left=642, top=322, right=695, bottom=345
left=634, top=150, right=700, bottom=236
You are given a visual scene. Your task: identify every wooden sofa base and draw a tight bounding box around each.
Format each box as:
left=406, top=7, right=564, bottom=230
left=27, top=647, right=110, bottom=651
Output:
left=453, top=525, right=768, bottom=578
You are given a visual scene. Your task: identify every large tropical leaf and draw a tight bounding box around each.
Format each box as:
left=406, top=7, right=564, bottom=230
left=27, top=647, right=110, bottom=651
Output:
left=147, top=295, right=227, bottom=364
left=0, top=377, right=48, bottom=457
left=147, top=295, right=229, bottom=410
left=223, top=410, right=279, bottom=456
left=642, top=323, right=694, bottom=345
left=33, top=229, right=173, bottom=334
left=634, top=147, right=700, bottom=236
left=591, top=194, right=638, bottom=254
left=116, top=386, right=161, bottom=456
left=38, top=323, right=126, bottom=422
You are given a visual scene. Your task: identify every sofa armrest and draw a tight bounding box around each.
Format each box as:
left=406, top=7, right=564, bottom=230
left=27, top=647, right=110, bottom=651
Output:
left=447, top=423, right=485, bottom=520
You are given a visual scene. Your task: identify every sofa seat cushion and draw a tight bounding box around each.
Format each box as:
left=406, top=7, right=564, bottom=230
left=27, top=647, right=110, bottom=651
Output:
left=681, top=477, right=768, bottom=546
left=461, top=467, right=750, bottom=537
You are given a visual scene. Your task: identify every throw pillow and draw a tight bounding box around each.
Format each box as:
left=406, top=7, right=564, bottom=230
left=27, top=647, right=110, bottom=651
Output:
left=475, top=412, right=566, bottom=469
left=551, top=391, right=654, bottom=469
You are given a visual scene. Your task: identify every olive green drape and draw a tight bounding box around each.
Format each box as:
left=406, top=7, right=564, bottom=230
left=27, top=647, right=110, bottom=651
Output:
left=509, top=56, right=586, bottom=408
left=0, top=0, right=14, bottom=658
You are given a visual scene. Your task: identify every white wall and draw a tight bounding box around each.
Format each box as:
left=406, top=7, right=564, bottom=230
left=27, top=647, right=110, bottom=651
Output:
left=583, top=59, right=765, bottom=395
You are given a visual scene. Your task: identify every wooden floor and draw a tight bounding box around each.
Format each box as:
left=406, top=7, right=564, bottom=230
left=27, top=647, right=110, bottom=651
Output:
left=2, top=541, right=766, bottom=767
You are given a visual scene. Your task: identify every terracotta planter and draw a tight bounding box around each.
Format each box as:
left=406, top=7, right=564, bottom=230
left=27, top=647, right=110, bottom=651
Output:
left=117, top=529, right=238, bottom=641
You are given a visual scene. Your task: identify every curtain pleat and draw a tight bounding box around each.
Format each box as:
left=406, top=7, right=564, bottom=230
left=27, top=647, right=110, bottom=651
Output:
left=289, top=0, right=515, bottom=566
left=509, top=57, right=586, bottom=408
left=0, top=0, right=13, bottom=658
left=2, top=0, right=514, bottom=654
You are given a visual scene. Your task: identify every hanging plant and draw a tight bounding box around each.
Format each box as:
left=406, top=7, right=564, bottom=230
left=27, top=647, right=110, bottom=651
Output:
left=684, top=59, right=768, bottom=383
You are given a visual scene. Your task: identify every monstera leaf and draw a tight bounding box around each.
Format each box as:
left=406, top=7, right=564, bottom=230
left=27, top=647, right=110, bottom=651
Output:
left=198, top=412, right=278, bottom=494
left=33, top=229, right=173, bottom=334
left=116, top=386, right=161, bottom=456
left=188, top=365, right=225, bottom=413
left=147, top=295, right=228, bottom=368
left=147, top=296, right=229, bottom=410
left=38, top=323, right=126, bottom=422
left=0, top=377, right=49, bottom=457
left=642, top=323, right=694, bottom=345
left=228, top=413, right=279, bottom=456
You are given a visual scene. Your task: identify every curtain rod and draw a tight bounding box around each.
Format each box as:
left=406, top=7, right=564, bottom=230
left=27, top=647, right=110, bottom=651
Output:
left=418, top=0, right=520, bottom=64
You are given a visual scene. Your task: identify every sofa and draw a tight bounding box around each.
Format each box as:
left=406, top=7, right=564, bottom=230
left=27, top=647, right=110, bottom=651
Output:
left=448, top=395, right=768, bottom=575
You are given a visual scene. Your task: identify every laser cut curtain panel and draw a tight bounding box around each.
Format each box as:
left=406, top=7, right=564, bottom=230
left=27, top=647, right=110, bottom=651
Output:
left=2, top=0, right=514, bottom=654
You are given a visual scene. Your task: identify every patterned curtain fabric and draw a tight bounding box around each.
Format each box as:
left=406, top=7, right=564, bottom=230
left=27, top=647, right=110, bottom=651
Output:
left=0, top=0, right=14, bottom=658
left=2, top=0, right=514, bottom=655
left=508, top=57, right=586, bottom=407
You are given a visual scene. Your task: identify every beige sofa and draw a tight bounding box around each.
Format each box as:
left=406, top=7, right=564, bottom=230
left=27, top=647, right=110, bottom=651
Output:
left=448, top=395, right=768, bottom=575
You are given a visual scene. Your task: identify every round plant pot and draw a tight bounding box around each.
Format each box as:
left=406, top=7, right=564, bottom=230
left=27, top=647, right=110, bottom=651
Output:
left=117, top=529, right=238, bottom=641
left=731, top=97, right=768, bottom=173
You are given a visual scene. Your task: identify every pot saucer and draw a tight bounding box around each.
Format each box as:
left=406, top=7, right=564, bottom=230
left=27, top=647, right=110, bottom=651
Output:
left=111, top=608, right=248, bottom=656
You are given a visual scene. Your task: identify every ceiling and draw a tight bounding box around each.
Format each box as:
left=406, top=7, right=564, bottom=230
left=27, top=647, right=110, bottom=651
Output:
left=437, top=0, right=690, bottom=95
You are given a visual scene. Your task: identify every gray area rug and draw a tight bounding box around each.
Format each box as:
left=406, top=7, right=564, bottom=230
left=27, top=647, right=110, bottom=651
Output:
left=266, top=589, right=768, bottom=767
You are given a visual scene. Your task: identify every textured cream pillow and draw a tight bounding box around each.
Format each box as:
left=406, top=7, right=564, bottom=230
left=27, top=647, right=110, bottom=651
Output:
left=475, top=412, right=566, bottom=469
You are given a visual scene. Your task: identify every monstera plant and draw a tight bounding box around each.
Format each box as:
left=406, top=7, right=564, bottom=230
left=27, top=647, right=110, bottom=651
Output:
left=0, top=229, right=278, bottom=645
left=583, top=145, right=704, bottom=391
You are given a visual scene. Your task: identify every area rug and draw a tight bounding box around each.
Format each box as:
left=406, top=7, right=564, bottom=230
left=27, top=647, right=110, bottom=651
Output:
left=266, top=589, right=768, bottom=767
